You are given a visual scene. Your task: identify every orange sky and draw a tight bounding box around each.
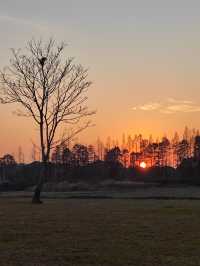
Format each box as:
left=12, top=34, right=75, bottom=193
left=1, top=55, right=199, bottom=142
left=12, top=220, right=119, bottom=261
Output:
left=1, top=1, right=200, bottom=160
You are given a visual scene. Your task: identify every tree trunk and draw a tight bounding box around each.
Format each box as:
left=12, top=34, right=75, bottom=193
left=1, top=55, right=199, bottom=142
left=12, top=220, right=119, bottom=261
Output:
left=32, top=119, right=48, bottom=204
left=32, top=161, right=47, bottom=204
left=32, top=183, right=43, bottom=204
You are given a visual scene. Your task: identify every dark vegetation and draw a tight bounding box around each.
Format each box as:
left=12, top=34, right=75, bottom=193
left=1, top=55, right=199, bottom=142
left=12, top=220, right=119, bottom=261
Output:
left=1, top=150, right=200, bottom=192
left=1, top=198, right=200, bottom=266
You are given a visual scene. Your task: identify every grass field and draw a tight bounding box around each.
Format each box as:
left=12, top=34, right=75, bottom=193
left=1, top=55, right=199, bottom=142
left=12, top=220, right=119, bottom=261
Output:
left=1, top=198, right=200, bottom=265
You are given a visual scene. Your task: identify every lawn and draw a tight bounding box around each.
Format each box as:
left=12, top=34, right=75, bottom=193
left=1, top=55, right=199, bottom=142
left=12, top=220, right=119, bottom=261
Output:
left=0, top=198, right=200, bottom=266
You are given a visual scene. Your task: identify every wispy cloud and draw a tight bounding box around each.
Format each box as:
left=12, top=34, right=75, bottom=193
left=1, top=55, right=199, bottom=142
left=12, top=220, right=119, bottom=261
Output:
left=167, top=97, right=193, bottom=105
left=132, top=98, right=200, bottom=114
left=140, top=102, right=161, bottom=111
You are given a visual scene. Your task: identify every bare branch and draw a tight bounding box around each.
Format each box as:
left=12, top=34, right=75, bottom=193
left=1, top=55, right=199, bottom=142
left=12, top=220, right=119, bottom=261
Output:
left=0, top=38, right=95, bottom=163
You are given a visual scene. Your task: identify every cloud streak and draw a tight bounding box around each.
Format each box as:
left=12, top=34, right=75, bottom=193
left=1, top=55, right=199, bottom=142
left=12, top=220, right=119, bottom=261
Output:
left=132, top=98, right=200, bottom=114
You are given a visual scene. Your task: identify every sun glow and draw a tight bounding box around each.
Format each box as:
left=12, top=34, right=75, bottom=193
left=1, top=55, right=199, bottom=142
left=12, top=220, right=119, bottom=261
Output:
left=140, top=161, right=147, bottom=169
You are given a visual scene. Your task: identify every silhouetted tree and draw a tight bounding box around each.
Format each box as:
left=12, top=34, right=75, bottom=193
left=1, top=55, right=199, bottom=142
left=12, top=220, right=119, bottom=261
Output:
left=0, top=154, right=16, bottom=184
left=51, top=145, right=62, bottom=164
left=171, top=132, right=180, bottom=167
left=0, top=38, right=94, bottom=203
left=72, top=144, right=89, bottom=166
left=87, top=145, right=97, bottom=164
left=177, top=139, right=190, bottom=165
left=96, top=137, right=104, bottom=161
left=159, top=137, right=170, bottom=167
left=105, top=147, right=122, bottom=179
left=121, top=149, right=130, bottom=168
left=105, top=147, right=122, bottom=163
left=62, top=147, right=73, bottom=166
left=194, top=136, right=200, bottom=160
left=0, top=154, right=16, bottom=165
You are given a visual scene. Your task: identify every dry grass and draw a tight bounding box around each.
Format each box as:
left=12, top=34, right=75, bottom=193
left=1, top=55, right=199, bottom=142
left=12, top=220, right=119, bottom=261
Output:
left=1, top=198, right=200, bottom=265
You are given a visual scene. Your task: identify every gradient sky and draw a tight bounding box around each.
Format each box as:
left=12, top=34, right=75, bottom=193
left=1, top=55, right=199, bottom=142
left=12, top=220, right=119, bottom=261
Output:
left=1, top=0, right=200, bottom=159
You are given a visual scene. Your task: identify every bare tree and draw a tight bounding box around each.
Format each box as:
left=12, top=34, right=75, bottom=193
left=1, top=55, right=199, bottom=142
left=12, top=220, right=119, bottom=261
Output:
left=0, top=38, right=95, bottom=203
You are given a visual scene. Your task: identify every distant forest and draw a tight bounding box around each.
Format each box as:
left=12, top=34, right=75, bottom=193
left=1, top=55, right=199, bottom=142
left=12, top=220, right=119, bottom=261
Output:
left=1, top=126, right=200, bottom=191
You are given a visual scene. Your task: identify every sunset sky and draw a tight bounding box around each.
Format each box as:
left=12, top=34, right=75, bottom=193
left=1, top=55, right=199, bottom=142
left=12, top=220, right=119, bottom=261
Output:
left=1, top=0, right=200, bottom=159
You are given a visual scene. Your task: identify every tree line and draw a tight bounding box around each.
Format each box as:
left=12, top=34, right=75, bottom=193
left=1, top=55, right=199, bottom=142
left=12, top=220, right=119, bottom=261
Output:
left=0, top=38, right=200, bottom=201
left=1, top=129, right=200, bottom=191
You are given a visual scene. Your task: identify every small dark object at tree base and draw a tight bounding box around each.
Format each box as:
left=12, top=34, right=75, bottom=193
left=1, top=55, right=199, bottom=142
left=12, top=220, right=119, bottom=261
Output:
left=32, top=188, right=43, bottom=204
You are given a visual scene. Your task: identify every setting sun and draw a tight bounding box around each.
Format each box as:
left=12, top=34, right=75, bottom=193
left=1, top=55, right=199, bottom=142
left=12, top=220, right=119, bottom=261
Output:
left=140, top=161, right=147, bottom=169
